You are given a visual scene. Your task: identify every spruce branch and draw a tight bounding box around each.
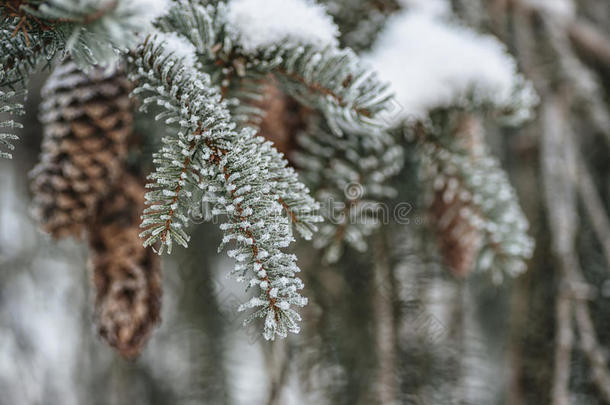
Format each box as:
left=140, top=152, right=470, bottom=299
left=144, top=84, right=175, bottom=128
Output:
left=414, top=112, right=534, bottom=281
left=293, top=117, right=403, bottom=262
left=0, top=32, right=47, bottom=158
left=0, top=88, right=23, bottom=159
left=157, top=1, right=393, bottom=136
left=1, top=13, right=61, bottom=159
left=129, top=34, right=319, bottom=339
left=241, top=43, right=394, bottom=136
left=202, top=136, right=308, bottom=339
left=0, top=0, right=52, bottom=46
left=0, top=24, right=59, bottom=87
left=154, top=1, right=280, bottom=129
left=19, top=0, right=168, bottom=66
left=129, top=38, right=232, bottom=254
left=156, top=0, right=400, bottom=260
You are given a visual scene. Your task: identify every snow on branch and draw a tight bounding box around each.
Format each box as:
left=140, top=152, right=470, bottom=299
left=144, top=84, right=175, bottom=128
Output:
left=158, top=0, right=394, bottom=136
left=226, top=0, right=339, bottom=53
left=400, top=0, right=450, bottom=17
left=365, top=10, right=537, bottom=124
left=263, top=44, right=393, bottom=135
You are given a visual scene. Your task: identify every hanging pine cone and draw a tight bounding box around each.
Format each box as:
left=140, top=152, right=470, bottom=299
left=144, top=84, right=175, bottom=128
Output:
left=253, top=79, right=310, bottom=157
left=88, top=173, right=162, bottom=359
left=429, top=114, right=485, bottom=278
left=30, top=60, right=133, bottom=239
left=430, top=177, right=483, bottom=278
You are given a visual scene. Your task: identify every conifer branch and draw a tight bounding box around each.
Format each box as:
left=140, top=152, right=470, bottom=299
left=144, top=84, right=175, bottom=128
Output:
left=293, top=117, right=403, bottom=262
left=415, top=113, right=534, bottom=281
left=1, top=12, right=60, bottom=159
left=156, top=0, right=397, bottom=258
left=157, top=1, right=393, bottom=136
left=0, top=26, right=58, bottom=88
left=1, top=0, right=53, bottom=46
left=16, top=0, right=168, bottom=66
left=129, top=34, right=318, bottom=339
left=0, top=88, right=23, bottom=159
left=252, top=45, right=393, bottom=135
left=0, top=25, right=58, bottom=159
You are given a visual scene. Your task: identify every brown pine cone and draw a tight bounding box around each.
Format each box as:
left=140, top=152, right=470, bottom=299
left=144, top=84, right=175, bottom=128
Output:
left=430, top=177, right=483, bottom=278
left=429, top=114, right=485, bottom=278
left=30, top=60, right=133, bottom=239
left=88, top=173, right=161, bottom=359
left=253, top=78, right=311, bottom=157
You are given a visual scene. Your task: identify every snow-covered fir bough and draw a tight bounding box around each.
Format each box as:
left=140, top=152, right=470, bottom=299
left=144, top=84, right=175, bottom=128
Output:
left=1, top=0, right=536, bottom=351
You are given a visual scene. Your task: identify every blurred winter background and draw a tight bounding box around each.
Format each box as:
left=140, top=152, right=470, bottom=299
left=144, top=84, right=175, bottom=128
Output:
left=1, top=0, right=610, bottom=404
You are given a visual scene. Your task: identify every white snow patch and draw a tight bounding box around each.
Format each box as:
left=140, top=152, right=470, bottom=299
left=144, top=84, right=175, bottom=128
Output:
left=227, top=0, right=339, bottom=53
left=399, top=0, right=451, bottom=17
left=122, top=0, right=171, bottom=30
left=364, top=12, right=526, bottom=121
left=155, top=32, right=197, bottom=68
